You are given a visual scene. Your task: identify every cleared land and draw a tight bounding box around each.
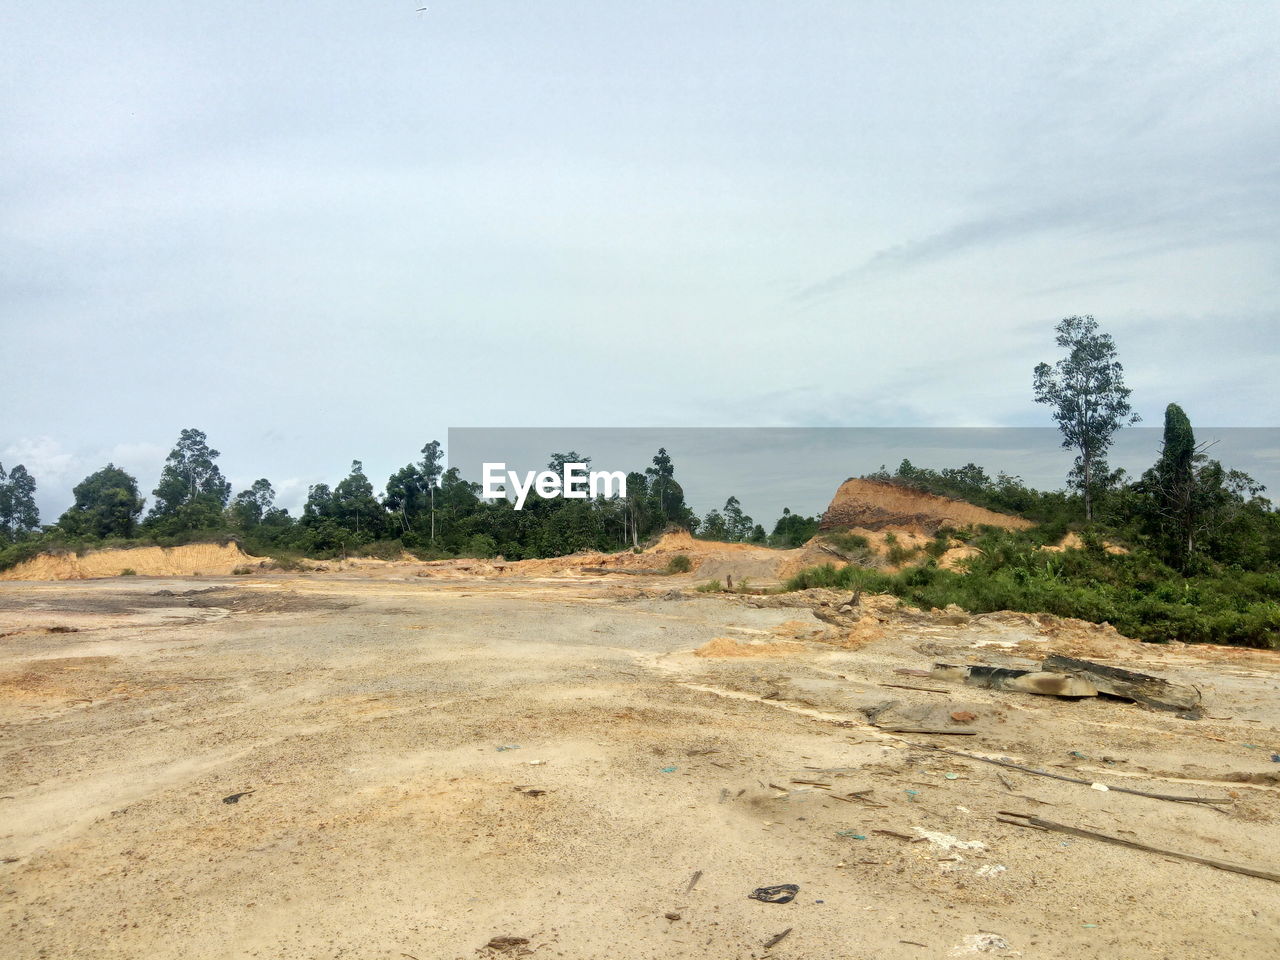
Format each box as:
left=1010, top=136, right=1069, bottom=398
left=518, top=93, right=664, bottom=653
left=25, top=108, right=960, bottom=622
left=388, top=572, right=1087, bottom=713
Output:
left=2, top=568, right=1279, bottom=959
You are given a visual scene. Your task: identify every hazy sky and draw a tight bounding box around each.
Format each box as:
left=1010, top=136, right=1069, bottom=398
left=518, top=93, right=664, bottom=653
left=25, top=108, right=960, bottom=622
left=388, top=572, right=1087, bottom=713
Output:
left=3, top=1, right=1277, bottom=520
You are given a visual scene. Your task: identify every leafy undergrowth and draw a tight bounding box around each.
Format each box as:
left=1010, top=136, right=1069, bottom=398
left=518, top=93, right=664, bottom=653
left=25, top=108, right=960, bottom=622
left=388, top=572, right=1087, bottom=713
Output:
left=785, top=529, right=1280, bottom=649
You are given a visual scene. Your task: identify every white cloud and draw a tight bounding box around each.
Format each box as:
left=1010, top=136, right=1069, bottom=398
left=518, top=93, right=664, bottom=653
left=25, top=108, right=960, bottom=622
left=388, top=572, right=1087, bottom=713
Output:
left=3, top=436, right=78, bottom=483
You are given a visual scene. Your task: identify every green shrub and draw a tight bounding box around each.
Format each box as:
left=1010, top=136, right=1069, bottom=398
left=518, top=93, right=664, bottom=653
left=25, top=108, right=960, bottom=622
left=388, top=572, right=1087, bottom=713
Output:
left=826, top=531, right=870, bottom=552
left=783, top=527, right=1280, bottom=649
left=666, top=554, right=693, bottom=574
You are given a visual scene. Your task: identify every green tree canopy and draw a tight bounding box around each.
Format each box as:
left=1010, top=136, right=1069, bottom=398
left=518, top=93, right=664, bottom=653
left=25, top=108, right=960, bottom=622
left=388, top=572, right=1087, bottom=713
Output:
left=1033, top=315, right=1139, bottom=521
left=58, top=464, right=144, bottom=539
left=0, top=463, right=40, bottom=541
left=146, top=428, right=232, bottom=534
left=230, top=479, right=277, bottom=528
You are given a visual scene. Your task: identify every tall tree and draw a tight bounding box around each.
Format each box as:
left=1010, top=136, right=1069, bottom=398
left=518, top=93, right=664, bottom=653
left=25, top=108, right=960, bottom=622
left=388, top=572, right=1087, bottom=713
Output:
left=1149, top=403, right=1198, bottom=570
left=1033, top=315, right=1139, bottom=521
left=1137, top=403, right=1266, bottom=572
left=700, top=508, right=728, bottom=541
left=58, top=465, right=145, bottom=539
left=644, top=447, right=695, bottom=530
left=420, top=440, right=444, bottom=542
left=147, top=428, right=232, bottom=531
left=332, top=460, right=388, bottom=541
left=230, top=479, right=277, bottom=528
left=721, top=495, right=754, bottom=542
left=0, top=463, right=40, bottom=541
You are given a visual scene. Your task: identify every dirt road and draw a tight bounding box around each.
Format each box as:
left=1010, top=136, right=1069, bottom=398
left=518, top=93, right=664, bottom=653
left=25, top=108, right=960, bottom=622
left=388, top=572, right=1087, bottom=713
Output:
left=2, top=573, right=1278, bottom=959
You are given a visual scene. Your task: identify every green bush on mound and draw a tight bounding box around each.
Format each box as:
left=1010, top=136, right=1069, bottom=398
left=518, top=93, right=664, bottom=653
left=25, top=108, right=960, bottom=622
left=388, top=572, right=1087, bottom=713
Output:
left=784, top=528, right=1280, bottom=649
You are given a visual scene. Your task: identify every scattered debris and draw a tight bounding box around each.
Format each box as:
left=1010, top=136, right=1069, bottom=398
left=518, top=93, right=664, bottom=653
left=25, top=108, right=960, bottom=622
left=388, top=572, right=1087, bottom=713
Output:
left=930, top=656, right=1203, bottom=713
left=661, top=766, right=677, bottom=773
left=975, top=864, right=1007, bottom=878
left=513, top=787, right=546, bottom=798
left=935, top=663, right=1098, bottom=698
left=480, top=935, right=532, bottom=955
left=951, top=932, right=1010, bottom=954
left=950, top=710, right=978, bottom=724
left=496, top=745, right=521, bottom=752
left=1042, top=655, right=1203, bottom=715
left=914, top=829, right=987, bottom=852
left=863, top=700, right=979, bottom=735
left=763, top=928, right=793, bottom=949
left=684, top=870, right=703, bottom=894
left=664, top=911, right=681, bottom=921
left=221, top=791, right=253, bottom=804
left=881, top=682, right=951, bottom=694
left=748, top=884, right=799, bottom=904
left=918, top=745, right=1232, bottom=805
left=997, top=812, right=1280, bottom=883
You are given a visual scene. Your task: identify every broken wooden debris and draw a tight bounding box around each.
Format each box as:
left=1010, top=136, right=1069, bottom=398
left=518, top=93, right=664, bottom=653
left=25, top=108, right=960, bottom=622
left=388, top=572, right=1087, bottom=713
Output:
left=481, top=936, right=532, bottom=955
left=919, top=745, right=1232, bottom=805
left=1041, top=655, right=1202, bottom=715
left=933, top=663, right=1098, bottom=698
left=880, top=682, right=951, bottom=694
left=929, top=656, right=1202, bottom=713
left=763, top=928, right=793, bottom=949
left=998, top=811, right=1280, bottom=883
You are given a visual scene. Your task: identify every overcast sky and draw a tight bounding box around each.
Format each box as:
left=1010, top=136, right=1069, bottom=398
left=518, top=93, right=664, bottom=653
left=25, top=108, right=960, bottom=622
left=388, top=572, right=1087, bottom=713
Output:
left=3, top=1, right=1277, bottom=521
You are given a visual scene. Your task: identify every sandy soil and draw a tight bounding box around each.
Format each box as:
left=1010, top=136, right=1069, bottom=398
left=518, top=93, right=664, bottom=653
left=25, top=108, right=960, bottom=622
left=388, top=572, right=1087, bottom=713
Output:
left=2, top=570, right=1278, bottom=960
left=821, top=479, right=1033, bottom=533
left=0, top=543, right=268, bottom=581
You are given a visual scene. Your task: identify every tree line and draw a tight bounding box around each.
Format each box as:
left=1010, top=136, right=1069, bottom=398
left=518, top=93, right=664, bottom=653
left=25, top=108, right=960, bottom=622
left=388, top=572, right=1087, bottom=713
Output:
left=2, top=314, right=1275, bottom=589
left=0, top=433, right=820, bottom=567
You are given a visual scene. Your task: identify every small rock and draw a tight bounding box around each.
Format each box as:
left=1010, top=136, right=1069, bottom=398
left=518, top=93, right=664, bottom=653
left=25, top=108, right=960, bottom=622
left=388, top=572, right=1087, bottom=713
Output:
left=950, top=710, right=978, bottom=724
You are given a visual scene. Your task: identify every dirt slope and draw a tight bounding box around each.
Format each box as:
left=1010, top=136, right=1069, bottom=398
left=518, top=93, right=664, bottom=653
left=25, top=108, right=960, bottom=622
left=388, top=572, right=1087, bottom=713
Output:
left=0, top=543, right=266, bottom=581
left=820, top=477, right=1033, bottom=534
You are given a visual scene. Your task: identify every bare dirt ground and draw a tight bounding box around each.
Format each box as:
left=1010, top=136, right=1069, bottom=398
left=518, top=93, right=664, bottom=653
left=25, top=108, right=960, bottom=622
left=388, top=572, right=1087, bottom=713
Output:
left=2, top=570, right=1279, bottom=959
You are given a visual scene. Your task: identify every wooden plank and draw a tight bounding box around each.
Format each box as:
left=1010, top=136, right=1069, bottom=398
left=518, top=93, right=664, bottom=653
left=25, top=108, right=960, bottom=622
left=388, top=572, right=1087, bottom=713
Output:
left=998, top=811, right=1280, bottom=883
left=916, top=745, right=1232, bottom=805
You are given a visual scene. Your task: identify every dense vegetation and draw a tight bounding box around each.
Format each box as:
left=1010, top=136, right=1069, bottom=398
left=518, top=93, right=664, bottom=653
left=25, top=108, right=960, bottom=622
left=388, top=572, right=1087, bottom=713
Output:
left=0, top=432, right=815, bottom=570
left=784, top=320, right=1280, bottom=648
left=787, top=524, right=1280, bottom=649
